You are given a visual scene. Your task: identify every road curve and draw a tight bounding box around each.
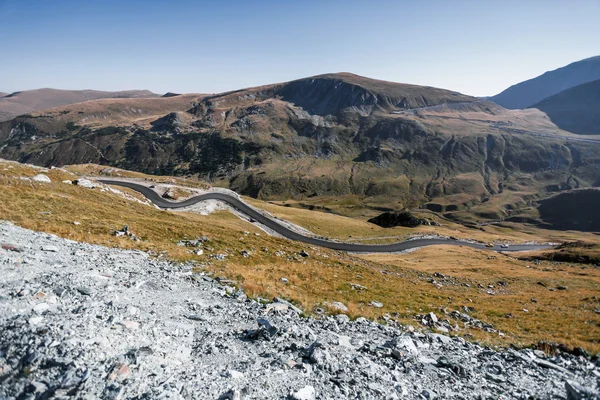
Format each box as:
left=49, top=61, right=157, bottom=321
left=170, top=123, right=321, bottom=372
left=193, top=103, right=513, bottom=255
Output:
left=99, top=179, right=554, bottom=253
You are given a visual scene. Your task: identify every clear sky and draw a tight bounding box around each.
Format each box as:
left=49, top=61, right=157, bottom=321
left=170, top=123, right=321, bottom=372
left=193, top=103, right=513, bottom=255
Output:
left=1, top=0, right=599, bottom=96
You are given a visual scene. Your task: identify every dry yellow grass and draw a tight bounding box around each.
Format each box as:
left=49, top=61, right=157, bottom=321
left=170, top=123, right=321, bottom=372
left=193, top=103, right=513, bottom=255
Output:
left=1, top=160, right=599, bottom=353
left=246, top=196, right=600, bottom=245
left=359, top=247, right=600, bottom=352
left=64, top=164, right=211, bottom=190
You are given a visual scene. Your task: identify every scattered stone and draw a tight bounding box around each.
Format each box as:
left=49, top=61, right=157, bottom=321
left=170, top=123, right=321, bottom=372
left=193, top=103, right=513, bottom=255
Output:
left=54, top=286, right=68, bottom=297
left=42, top=245, right=59, bottom=252
left=557, top=286, right=568, bottom=291
left=389, top=336, right=419, bottom=358
left=534, top=358, right=571, bottom=374
left=429, top=312, right=438, bottom=323
left=73, top=179, right=95, bottom=188
left=271, top=297, right=302, bottom=314
left=305, top=341, right=329, bottom=365
left=338, top=335, right=353, bottom=348
left=0, top=221, right=596, bottom=400
left=325, top=301, right=348, bottom=313
left=218, top=388, right=241, bottom=400
left=1, top=243, right=23, bottom=252
left=225, top=370, right=244, bottom=379
left=33, top=302, right=49, bottom=314
left=77, top=287, right=93, bottom=296
left=28, top=316, right=44, bottom=325
left=370, top=301, right=383, bottom=308
left=299, top=250, right=310, bottom=257
left=32, top=174, right=51, bottom=183
left=291, top=385, right=316, bottom=400
left=565, top=380, right=599, bottom=399
left=118, top=320, right=140, bottom=330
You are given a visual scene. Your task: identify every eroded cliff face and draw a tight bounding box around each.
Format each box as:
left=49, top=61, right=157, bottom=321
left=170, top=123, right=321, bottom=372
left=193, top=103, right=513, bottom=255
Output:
left=1, top=73, right=599, bottom=216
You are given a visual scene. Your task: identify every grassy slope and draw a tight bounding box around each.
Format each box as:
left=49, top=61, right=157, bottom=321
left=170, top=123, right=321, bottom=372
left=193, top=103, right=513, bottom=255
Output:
left=247, top=196, right=600, bottom=245
left=1, top=160, right=599, bottom=353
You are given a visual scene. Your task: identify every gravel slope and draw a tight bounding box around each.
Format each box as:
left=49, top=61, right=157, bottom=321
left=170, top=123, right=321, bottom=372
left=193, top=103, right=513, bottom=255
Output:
left=0, top=222, right=598, bottom=399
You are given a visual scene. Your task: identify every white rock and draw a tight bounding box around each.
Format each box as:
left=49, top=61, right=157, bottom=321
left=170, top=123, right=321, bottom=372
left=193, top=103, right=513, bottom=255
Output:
left=74, top=179, right=95, bottom=188
left=28, top=316, right=44, bottom=325
left=291, top=385, right=315, bottom=400
left=33, top=303, right=49, bottom=314
left=41, top=245, right=59, bottom=252
left=429, top=312, right=438, bottom=323
left=390, top=336, right=419, bottom=358
left=73, top=221, right=81, bottom=225
left=62, top=180, right=72, bottom=184
left=32, top=174, right=51, bottom=183
left=119, top=320, right=139, bottom=330
left=338, top=335, right=353, bottom=348
left=226, top=370, right=244, bottom=379
left=326, top=301, right=348, bottom=313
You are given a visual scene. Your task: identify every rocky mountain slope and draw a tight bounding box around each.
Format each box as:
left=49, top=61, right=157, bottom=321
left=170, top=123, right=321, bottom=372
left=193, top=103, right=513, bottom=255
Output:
left=1, top=222, right=597, bottom=399
left=0, top=88, right=159, bottom=122
left=531, top=79, right=600, bottom=135
left=490, top=56, right=600, bottom=109
left=1, top=73, right=600, bottom=224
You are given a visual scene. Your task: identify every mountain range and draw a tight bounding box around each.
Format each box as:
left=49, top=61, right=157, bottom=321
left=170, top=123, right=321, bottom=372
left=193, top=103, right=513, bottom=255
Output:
left=1, top=57, right=599, bottom=229
left=531, top=78, right=600, bottom=135
left=0, top=88, right=159, bottom=122
left=490, top=55, right=600, bottom=109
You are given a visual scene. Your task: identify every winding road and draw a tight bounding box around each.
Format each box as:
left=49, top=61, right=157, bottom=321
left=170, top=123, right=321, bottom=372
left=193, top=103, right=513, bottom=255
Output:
left=99, top=179, right=554, bottom=253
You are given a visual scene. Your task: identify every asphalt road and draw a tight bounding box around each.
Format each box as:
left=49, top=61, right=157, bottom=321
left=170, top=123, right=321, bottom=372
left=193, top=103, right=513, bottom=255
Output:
left=99, top=179, right=554, bottom=253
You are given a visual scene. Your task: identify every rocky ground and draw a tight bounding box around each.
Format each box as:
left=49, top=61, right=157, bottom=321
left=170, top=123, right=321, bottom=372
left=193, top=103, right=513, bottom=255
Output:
left=0, top=222, right=598, bottom=399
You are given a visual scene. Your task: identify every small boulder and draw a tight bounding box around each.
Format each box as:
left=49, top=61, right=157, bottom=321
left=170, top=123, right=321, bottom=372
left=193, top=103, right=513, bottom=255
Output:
left=32, top=174, right=51, bottom=183
left=299, top=250, right=310, bottom=258
left=325, top=301, right=348, bottom=313
left=73, top=179, right=95, bottom=188
left=388, top=336, right=419, bottom=359
left=291, top=386, right=315, bottom=400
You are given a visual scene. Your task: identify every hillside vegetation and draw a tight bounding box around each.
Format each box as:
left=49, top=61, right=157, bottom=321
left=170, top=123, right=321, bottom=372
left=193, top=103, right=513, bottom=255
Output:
left=0, top=160, right=599, bottom=353
left=1, top=73, right=600, bottom=230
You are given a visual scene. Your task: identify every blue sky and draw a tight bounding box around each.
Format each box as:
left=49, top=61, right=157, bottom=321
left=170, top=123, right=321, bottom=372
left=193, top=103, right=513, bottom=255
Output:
left=1, top=0, right=599, bottom=96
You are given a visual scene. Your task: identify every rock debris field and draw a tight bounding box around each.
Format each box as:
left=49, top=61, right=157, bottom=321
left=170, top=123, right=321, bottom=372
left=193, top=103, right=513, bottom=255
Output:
left=0, top=222, right=598, bottom=399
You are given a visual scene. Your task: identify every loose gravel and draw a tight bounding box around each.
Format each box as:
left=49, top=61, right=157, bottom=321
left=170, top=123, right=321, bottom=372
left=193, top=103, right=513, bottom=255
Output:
left=0, top=222, right=598, bottom=399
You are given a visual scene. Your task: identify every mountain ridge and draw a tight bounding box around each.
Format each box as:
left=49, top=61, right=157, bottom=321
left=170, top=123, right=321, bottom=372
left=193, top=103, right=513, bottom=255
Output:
left=0, top=88, right=160, bottom=122
left=1, top=72, right=599, bottom=226
left=490, top=56, right=600, bottom=109
left=531, top=78, right=600, bottom=135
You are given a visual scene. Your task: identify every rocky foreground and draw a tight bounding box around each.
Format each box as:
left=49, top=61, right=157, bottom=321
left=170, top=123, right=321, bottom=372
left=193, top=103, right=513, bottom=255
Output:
left=0, top=222, right=598, bottom=399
